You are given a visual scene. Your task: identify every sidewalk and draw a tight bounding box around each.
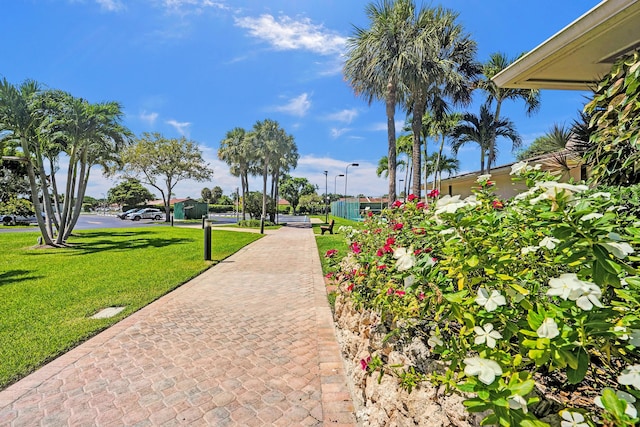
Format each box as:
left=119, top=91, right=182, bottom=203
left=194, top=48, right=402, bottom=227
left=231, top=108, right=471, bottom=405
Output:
left=0, top=227, right=356, bottom=426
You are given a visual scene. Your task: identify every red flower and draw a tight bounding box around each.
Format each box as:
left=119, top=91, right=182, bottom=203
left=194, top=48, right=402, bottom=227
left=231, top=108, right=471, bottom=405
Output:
left=418, top=292, right=425, bottom=301
left=387, top=288, right=395, bottom=296
left=492, top=200, right=504, bottom=209
left=424, top=247, right=432, bottom=253
left=395, top=290, right=406, bottom=297
left=414, top=249, right=422, bottom=255
left=428, top=189, right=440, bottom=198
left=412, top=227, right=425, bottom=235
left=360, top=356, right=371, bottom=371
left=407, top=194, right=418, bottom=202
left=325, top=249, right=338, bottom=258
left=386, top=237, right=396, bottom=245
left=367, top=211, right=373, bottom=217
left=376, top=248, right=384, bottom=257
left=416, top=201, right=426, bottom=209
left=325, top=272, right=334, bottom=279
left=393, top=223, right=404, bottom=231
left=392, top=200, right=403, bottom=208
left=346, top=283, right=354, bottom=292
left=377, top=264, right=387, bottom=270
left=351, top=242, right=361, bottom=254
left=486, top=180, right=494, bottom=186
left=383, top=244, right=393, bottom=253
left=374, top=228, right=382, bottom=234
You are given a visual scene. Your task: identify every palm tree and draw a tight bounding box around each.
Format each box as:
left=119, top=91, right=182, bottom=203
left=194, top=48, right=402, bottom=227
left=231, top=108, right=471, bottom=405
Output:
left=344, top=0, right=415, bottom=203
left=516, top=123, right=572, bottom=161
left=428, top=111, right=461, bottom=190
left=0, top=78, right=56, bottom=245
left=269, top=132, right=298, bottom=223
left=451, top=104, right=521, bottom=173
left=219, top=127, right=254, bottom=220
left=424, top=152, right=459, bottom=188
left=478, top=52, right=540, bottom=172
left=403, top=6, right=478, bottom=196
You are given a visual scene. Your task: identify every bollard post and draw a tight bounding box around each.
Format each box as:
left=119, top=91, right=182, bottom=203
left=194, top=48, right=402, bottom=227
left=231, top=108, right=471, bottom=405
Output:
left=204, top=222, right=211, bottom=261
left=171, top=215, right=174, bottom=227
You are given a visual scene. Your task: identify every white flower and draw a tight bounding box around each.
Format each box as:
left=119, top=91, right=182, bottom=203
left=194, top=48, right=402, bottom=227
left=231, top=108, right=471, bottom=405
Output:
left=473, top=323, right=502, bottom=349
left=539, top=236, right=560, bottom=250
left=463, top=357, right=502, bottom=385
left=580, top=212, right=603, bottom=221
left=476, top=174, right=491, bottom=183
left=393, top=247, right=416, bottom=271
left=591, top=191, right=611, bottom=199
left=575, top=283, right=603, bottom=311
left=508, top=395, right=528, bottom=413
left=439, top=227, right=456, bottom=235
left=434, top=195, right=467, bottom=215
left=595, top=390, right=637, bottom=418
left=547, top=274, right=603, bottom=310
left=618, top=365, right=640, bottom=390
left=476, top=288, right=506, bottom=312
left=602, top=241, right=635, bottom=259
left=529, top=181, right=588, bottom=205
left=428, top=331, right=443, bottom=348
left=547, top=273, right=586, bottom=300
left=560, top=410, right=588, bottom=427
left=510, top=161, right=533, bottom=176
left=537, top=318, right=560, bottom=339
left=615, top=326, right=630, bottom=340
left=403, top=275, right=415, bottom=289
left=521, top=246, right=538, bottom=255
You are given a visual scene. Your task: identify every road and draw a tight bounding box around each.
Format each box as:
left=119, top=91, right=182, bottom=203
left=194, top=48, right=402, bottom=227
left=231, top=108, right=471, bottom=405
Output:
left=0, top=213, right=310, bottom=233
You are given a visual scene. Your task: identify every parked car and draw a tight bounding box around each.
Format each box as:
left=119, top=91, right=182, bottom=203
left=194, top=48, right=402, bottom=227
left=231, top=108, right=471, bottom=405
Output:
left=125, top=208, right=165, bottom=221
left=117, top=208, right=139, bottom=220
left=1, top=213, right=39, bottom=226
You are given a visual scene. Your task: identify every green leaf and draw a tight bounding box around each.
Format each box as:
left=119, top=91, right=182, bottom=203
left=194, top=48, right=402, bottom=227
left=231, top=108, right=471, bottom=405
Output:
left=566, top=347, right=589, bottom=384
left=467, top=255, right=479, bottom=267
left=521, top=420, right=551, bottom=427
left=601, top=388, right=626, bottom=418
left=508, top=379, right=535, bottom=396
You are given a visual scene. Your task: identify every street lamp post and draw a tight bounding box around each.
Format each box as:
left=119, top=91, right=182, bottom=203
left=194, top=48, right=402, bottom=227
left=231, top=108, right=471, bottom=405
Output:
left=323, top=171, right=328, bottom=224
left=344, top=163, right=359, bottom=220
left=334, top=174, right=344, bottom=218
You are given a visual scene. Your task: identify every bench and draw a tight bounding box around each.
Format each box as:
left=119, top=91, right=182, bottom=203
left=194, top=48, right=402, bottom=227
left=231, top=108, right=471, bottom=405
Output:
left=320, top=219, right=335, bottom=235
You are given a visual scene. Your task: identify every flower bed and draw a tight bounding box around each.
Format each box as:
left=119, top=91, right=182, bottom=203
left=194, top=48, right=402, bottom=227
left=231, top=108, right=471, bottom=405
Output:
left=326, top=164, right=640, bottom=426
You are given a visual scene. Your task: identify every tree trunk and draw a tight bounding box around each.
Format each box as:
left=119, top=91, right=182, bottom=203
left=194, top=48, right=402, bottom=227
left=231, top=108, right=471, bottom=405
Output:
left=21, top=138, right=55, bottom=246
left=411, top=94, right=426, bottom=197
left=64, top=152, right=90, bottom=241
left=386, top=79, right=397, bottom=203
left=241, top=171, right=248, bottom=221
left=488, top=100, right=503, bottom=174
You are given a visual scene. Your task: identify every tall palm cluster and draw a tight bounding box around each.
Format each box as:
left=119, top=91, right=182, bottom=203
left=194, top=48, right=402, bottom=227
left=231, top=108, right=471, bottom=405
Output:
left=344, top=0, right=541, bottom=198
left=0, top=78, right=131, bottom=246
left=218, top=119, right=298, bottom=222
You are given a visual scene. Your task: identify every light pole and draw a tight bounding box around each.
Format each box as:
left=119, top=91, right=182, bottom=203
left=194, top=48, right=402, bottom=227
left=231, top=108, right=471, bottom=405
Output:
left=323, top=171, right=328, bottom=224
left=345, top=163, right=359, bottom=220
left=334, top=174, right=344, bottom=218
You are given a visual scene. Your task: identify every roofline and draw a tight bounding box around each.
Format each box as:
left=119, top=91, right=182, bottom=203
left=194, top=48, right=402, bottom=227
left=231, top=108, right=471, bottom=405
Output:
left=493, top=0, right=640, bottom=90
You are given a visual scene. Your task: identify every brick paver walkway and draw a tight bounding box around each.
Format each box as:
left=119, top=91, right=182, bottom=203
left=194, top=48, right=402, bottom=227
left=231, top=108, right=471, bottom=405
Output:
left=0, top=227, right=356, bottom=426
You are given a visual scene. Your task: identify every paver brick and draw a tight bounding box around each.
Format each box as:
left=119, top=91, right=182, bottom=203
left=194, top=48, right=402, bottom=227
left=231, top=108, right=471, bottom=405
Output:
left=0, top=227, right=356, bottom=426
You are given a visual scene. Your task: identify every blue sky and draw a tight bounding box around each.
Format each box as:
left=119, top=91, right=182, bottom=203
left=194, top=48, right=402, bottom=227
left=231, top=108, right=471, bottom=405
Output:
left=3, top=0, right=601, bottom=199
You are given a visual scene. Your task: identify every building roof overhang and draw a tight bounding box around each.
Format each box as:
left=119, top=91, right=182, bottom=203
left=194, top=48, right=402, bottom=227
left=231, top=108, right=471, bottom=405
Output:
left=492, top=0, right=640, bottom=90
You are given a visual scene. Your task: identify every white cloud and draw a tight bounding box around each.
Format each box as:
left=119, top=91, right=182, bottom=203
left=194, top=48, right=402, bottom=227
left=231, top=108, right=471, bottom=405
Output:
left=326, top=108, right=358, bottom=124
left=166, top=119, right=191, bottom=136
left=330, top=128, right=350, bottom=139
left=140, top=111, right=159, bottom=125
left=273, top=93, right=311, bottom=117
left=160, top=0, right=230, bottom=14
left=235, top=14, right=346, bottom=56
left=95, top=0, right=125, bottom=12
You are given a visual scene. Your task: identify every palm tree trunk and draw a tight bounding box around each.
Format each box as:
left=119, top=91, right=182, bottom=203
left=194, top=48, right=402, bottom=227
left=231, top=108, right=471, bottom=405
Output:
left=21, top=138, right=55, bottom=246
left=488, top=100, right=503, bottom=173
left=241, top=172, right=248, bottom=221
left=411, top=95, right=426, bottom=197
left=386, top=79, right=397, bottom=203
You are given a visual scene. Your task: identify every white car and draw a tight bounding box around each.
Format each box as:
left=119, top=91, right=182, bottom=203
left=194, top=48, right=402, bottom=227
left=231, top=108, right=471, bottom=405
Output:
left=125, top=208, right=165, bottom=221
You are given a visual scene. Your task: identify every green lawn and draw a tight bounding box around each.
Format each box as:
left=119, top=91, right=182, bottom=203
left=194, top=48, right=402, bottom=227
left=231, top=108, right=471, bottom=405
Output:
left=0, top=227, right=261, bottom=389
left=312, top=215, right=364, bottom=275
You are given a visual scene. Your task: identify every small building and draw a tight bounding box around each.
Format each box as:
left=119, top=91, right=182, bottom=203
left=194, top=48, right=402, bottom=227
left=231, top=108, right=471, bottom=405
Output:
left=173, top=199, right=209, bottom=220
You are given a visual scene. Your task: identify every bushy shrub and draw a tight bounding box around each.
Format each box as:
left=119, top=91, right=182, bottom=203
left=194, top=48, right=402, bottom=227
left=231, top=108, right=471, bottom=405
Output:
left=237, top=219, right=274, bottom=228
left=326, top=165, right=640, bottom=426
left=0, top=197, right=34, bottom=216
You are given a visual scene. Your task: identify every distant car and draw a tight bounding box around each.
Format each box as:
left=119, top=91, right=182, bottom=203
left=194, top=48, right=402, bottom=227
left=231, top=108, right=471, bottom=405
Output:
left=117, top=208, right=139, bottom=220
left=1, top=213, right=38, bottom=226
left=125, top=208, right=165, bottom=221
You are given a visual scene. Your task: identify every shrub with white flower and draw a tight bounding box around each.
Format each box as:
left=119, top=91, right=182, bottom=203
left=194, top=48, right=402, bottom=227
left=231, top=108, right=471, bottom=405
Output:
left=325, top=166, right=640, bottom=427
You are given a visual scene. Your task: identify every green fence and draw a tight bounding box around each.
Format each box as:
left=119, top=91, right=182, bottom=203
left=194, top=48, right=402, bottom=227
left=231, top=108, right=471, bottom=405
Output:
left=331, top=199, right=361, bottom=221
